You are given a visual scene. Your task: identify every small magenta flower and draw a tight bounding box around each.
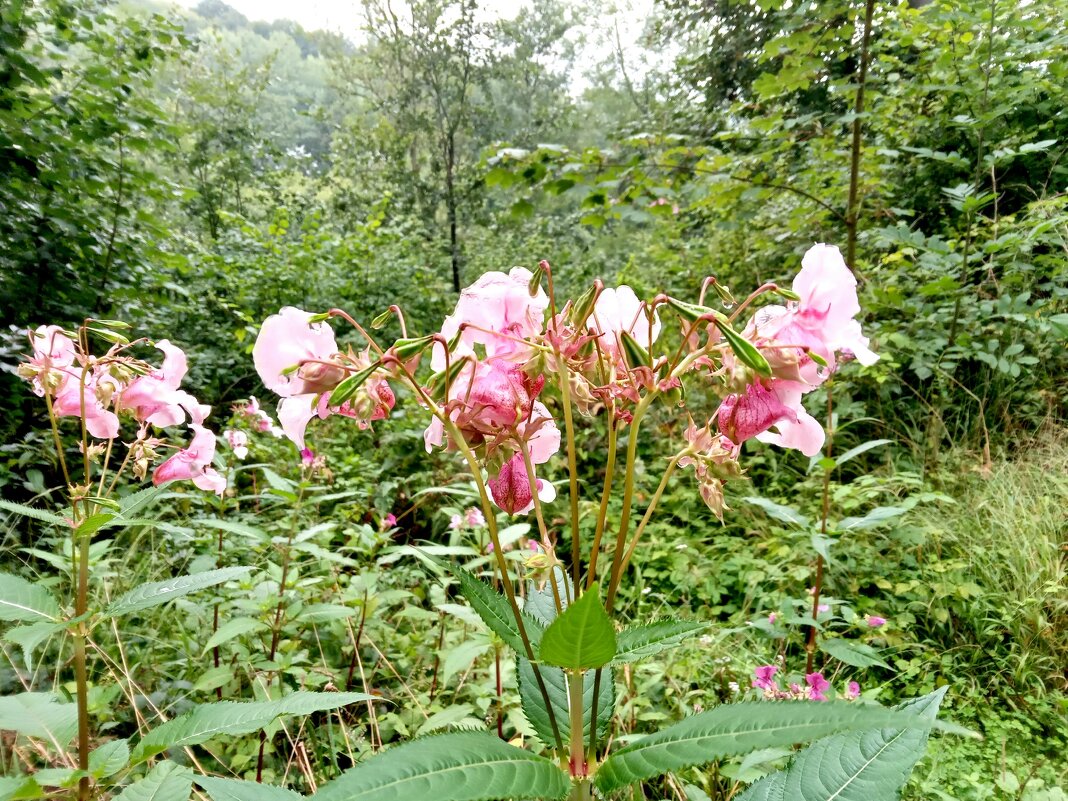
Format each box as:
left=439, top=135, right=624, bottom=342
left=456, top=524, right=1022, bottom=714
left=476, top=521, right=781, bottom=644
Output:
left=767, top=612, right=777, bottom=624
left=300, top=448, right=315, bottom=466
left=752, top=665, right=778, bottom=691
left=805, top=672, right=831, bottom=702
left=465, top=507, right=486, bottom=527
left=383, top=513, right=397, bottom=528
left=817, top=603, right=830, bottom=613
left=866, top=615, right=887, bottom=628
left=847, top=681, right=861, bottom=700
left=449, top=514, right=464, bottom=531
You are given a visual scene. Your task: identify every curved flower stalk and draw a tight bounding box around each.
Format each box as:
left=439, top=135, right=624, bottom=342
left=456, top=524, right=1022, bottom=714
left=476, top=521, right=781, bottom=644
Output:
left=251, top=242, right=880, bottom=795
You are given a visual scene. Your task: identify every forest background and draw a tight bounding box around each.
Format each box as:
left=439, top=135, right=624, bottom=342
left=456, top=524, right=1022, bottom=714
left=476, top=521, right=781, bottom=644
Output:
left=0, top=0, right=1066, bottom=798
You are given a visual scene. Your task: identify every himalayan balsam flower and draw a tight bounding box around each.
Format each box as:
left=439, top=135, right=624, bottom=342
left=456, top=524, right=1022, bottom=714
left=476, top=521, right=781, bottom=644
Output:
left=847, top=681, right=861, bottom=700
left=866, top=615, right=887, bottom=628
left=465, top=508, right=486, bottom=527
left=752, top=665, right=779, bottom=691
left=449, top=513, right=464, bottom=531
left=805, top=672, right=831, bottom=702
left=153, top=425, right=226, bottom=495
left=585, top=285, right=662, bottom=360
left=116, top=340, right=208, bottom=428
left=224, top=429, right=248, bottom=460
left=383, top=513, right=397, bottom=528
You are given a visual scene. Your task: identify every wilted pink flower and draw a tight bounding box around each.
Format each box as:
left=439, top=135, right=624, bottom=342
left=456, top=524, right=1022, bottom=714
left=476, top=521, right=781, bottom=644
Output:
left=432, top=267, right=549, bottom=370
left=752, top=665, right=779, bottom=691
left=20, top=325, right=77, bottom=396
left=716, top=381, right=824, bottom=457
left=866, top=615, right=887, bottom=628
left=224, top=429, right=248, bottom=460
left=465, top=507, right=486, bottom=527
left=153, top=425, right=225, bottom=495
left=846, top=681, right=861, bottom=699
left=585, top=286, right=661, bottom=359
left=805, top=672, right=831, bottom=702
left=423, top=360, right=547, bottom=453
left=488, top=452, right=557, bottom=515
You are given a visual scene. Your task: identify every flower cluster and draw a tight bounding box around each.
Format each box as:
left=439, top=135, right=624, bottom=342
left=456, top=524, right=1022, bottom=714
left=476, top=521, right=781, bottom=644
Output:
left=17, top=325, right=225, bottom=495
left=751, top=665, right=861, bottom=702
left=250, top=244, right=876, bottom=518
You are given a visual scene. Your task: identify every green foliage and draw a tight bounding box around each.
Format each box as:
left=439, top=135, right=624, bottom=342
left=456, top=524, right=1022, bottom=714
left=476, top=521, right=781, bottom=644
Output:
left=104, top=566, right=253, bottom=616
left=738, top=689, right=946, bottom=801
left=0, top=692, right=78, bottom=746
left=595, top=701, right=939, bottom=794
left=0, top=573, right=62, bottom=623
left=538, top=582, right=616, bottom=670
left=311, top=732, right=570, bottom=801
left=114, top=761, right=193, bottom=801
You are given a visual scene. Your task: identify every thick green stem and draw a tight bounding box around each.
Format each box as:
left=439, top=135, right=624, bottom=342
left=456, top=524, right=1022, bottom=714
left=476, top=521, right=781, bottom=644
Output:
left=74, top=532, right=90, bottom=801
left=567, top=669, right=587, bottom=780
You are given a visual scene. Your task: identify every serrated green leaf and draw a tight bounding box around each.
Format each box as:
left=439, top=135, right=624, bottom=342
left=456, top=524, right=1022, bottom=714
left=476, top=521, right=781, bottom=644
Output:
left=90, top=738, right=130, bottom=778
left=195, top=777, right=302, bottom=801
left=819, top=639, right=890, bottom=669
left=594, top=701, right=938, bottom=793
left=836, top=506, right=908, bottom=532
left=517, top=657, right=612, bottom=748
left=3, top=621, right=65, bottom=669
left=539, top=583, right=615, bottom=670
left=311, top=731, right=570, bottom=801
left=105, top=567, right=252, bottom=617
left=452, top=564, right=543, bottom=656
left=0, top=692, right=78, bottom=748
left=832, top=439, right=893, bottom=468
left=736, top=689, right=948, bottom=801
left=191, top=519, right=270, bottom=542
left=0, top=574, right=61, bottom=623
left=132, top=691, right=378, bottom=761
left=0, top=499, right=68, bottom=527
left=202, top=617, right=267, bottom=654
left=114, top=761, right=192, bottom=801
left=613, top=621, right=710, bottom=664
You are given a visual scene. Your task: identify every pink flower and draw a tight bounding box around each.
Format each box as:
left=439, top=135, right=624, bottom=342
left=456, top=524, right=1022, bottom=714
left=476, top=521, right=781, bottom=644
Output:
left=767, top=612, right=777, bottom=624
left=716, top=381, right=824, bottom=456
left=432, top=268, right=549, bottom=370
left=817, top=603, right=830, bottom=613
left=585, top=286, right=661, bottom=360
left=423, top=360, right=547, bottom=453
left=117, top=341, right=207, bottom=428
left=383, top=513, right=397, bottom=528
left=746, top=244, right=877, bottom=382
left=488, top=452, right=557, bottom=515
left=51, top=367, right=121, bottom=440
left=866, top=615, right=887, bottom=628
left=449, top=514, right=464, bottom=530
left=752, top=665, right=779, bottom=691
left=465, top=507, right=486, bottom=527
left=20, top=325, right=77, bottom=396
left=805, top=672, right=831, bottom=702
left=846, top=681, right=861, bottom=700
left=153, top=425, right=226, bottom=495
left=224, top=429, right=248, bottom=459
left=300, top=448, right=315, bottom=466
left=253, top=307, right=341, bottom=397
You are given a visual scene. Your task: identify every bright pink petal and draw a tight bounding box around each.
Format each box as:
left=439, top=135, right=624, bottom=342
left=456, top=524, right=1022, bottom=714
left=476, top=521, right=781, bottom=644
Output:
left=253, top=307, right=338, bottom=397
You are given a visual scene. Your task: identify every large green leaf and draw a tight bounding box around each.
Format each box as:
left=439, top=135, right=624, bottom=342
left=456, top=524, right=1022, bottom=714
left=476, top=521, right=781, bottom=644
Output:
left=3, top=621, right=65, bottom=669
left=819, top=638, right=890, bottom=670
left=612, top=621, right=709, bottom=664
left=90, top=738, right=130, bottom=778
left=0, top=573, right=62, bottom=623
left=195, top=777, right=302, bottom=801
left=538, top=583, right=616, bottom=670
left=0, top=692, right=77, bottom=747
left=114, top=761, right=192, bottom=801
left=594, top=701, right=938, bottom=793
left=133, top=691, right=377, bottom=761
left=737, top=689, right=947, bottom=801
left=104, top=567, right=252, bottom=617
left=452, top=564, right=543, bottom=655
left=312, top=731, right=570, bottom=801
left=517, top=656, right=613, bottom=747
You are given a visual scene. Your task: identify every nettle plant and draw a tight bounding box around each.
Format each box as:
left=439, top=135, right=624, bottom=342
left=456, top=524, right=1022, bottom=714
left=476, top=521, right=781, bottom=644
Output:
left=241, top=243, right=962, bottom=800
left=0, top=246, right=966, bottom=801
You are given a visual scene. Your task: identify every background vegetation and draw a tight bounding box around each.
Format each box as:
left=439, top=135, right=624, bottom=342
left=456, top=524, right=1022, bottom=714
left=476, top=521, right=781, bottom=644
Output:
left=0, top=0, right=1065, bottom=797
